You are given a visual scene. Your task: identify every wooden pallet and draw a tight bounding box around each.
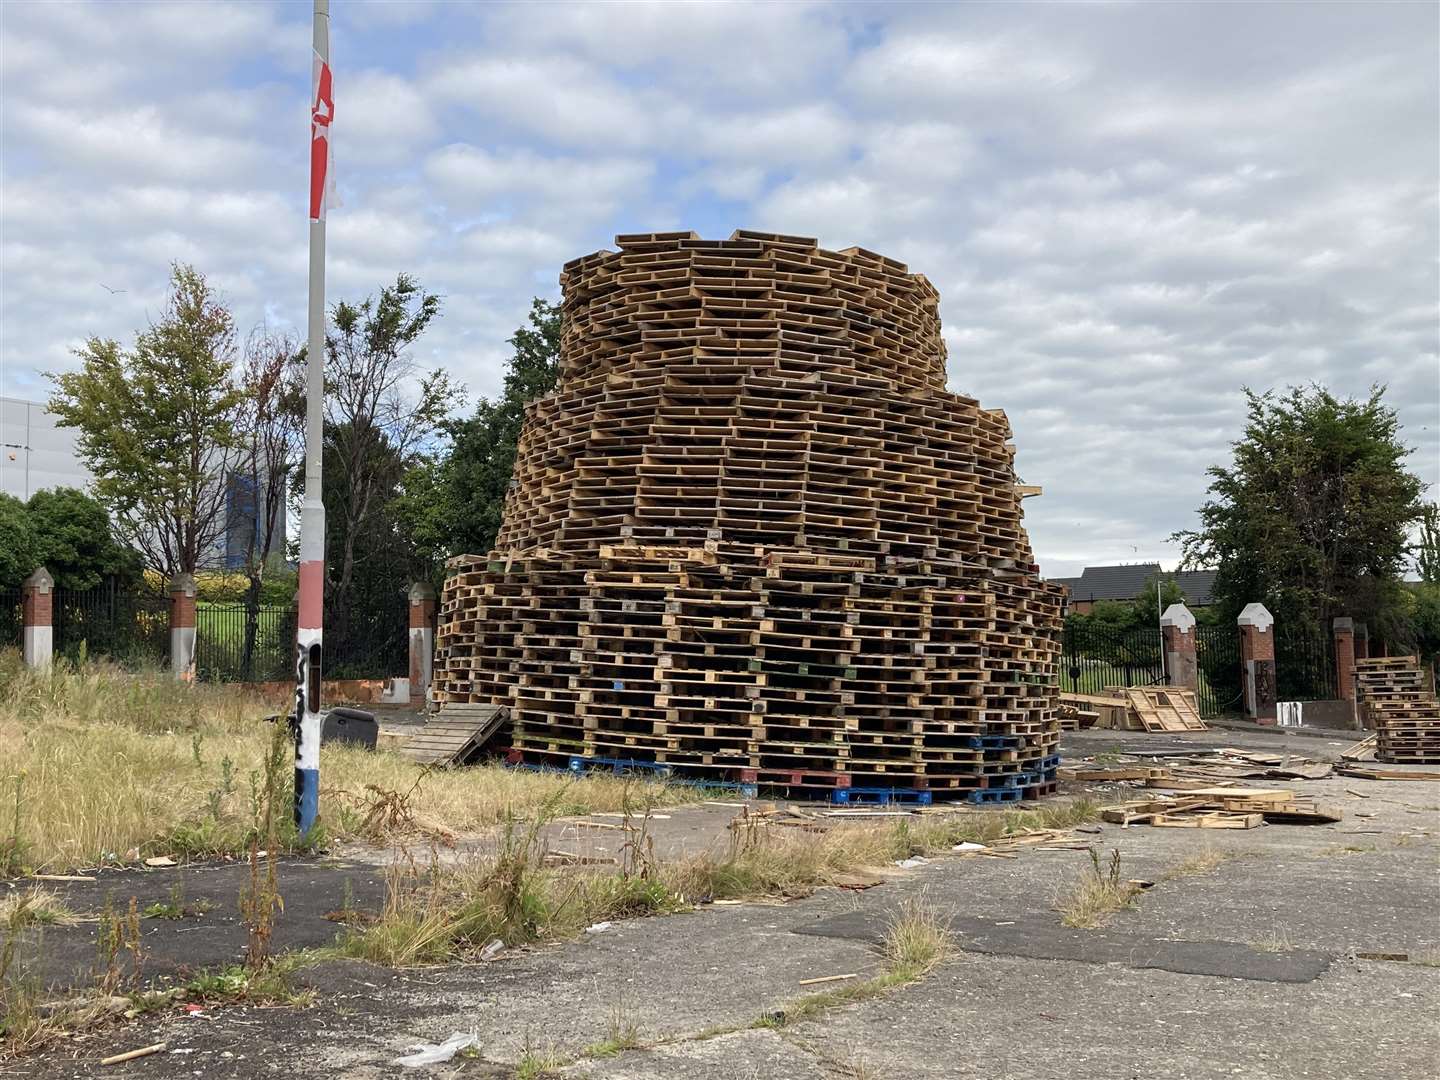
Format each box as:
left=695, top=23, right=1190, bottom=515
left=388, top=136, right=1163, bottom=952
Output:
left=1122, top=687, right=1207, bottom=732
left=430, top=233, right=1064, bottom=792
left=401, top=705, right=510, bottom=766
left=1355, top=656, right=1440, bottom=764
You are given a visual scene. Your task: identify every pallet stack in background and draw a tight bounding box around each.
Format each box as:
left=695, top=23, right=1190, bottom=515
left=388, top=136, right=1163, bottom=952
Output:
left=1354, top=656, right=1440, bottom=764
left=433, top=231, right=1064, bottom=803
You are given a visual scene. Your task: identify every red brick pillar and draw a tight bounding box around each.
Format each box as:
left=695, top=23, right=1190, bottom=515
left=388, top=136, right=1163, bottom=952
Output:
left=21, top=567, right=54, bottom=669
left=1160, top=603, right=1197, bottom=691
left=1333, top=617, right=1356, bottom=720
left=409, top=581, right=437, bottom=706
left=169, top=573, right=197, bottom=681
left=1238, top=603, right=1276, bottom=723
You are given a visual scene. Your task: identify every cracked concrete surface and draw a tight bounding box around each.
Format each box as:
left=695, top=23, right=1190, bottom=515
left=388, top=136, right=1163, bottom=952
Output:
left=13, top=727, right=1440, bottom=1080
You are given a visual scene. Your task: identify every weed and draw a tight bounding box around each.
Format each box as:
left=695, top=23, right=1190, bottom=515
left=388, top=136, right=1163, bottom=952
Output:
left=142, top=881, right=212, bottom=921
left=1411, top=947, right=1440, bottom=967
left=0, top=887, right=77, bottom=928
left=585, top=998, right=643, bottom=1058
left=238, top=724, right=287, bottom=970
left=94, top=896, right=143, bottom=994
left=880, top=892, right=952, bottom=975
left=514, top=1041, right=568, bottom=1079
left=1, top=773, right=28, bottom=878
left=1055, top=848, right=1142, bottom=929
left=1164, top=846, right=1232, bottom=879
left=183, top=956, right=314, bottom=1006
left=1252, top=926, right=1294, bottom=953
left=762, top=896, right=954, bottom=1030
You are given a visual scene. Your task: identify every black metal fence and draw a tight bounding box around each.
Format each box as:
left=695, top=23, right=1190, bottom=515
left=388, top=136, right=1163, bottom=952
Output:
left=195, top=602, right=295, bottom=683
left=325, top=592, right=409, bottom=680
left=1275, top=623, right=1338, bottom=702
left=5, top=580, right=413, bottom=682
left=1196, top=623, right=1241, bottom=717
left=53, top=582, right=169, bottom=668
left=1061, top=621, right=1164, bottom=695
left=0, top=588, right=21, bottom=648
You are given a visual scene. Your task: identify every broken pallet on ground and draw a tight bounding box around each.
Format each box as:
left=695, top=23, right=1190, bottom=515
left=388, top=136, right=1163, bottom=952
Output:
left=1102, top=786, right=1341, bottom=829
left=401, top=704, right=511, bottom=766
left=1121, top=687, right=1207, bottom=732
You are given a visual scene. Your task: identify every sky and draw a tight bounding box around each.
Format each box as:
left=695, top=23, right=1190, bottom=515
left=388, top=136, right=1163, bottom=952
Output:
left=1, top=0, right=1436, bottom=577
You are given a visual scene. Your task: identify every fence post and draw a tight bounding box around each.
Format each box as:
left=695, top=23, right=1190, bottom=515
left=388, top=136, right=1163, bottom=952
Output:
left=1160, top=603, right=1197, bottom=691
left=1353, top=621, right=1369, bottom=661
left=1333, top=617, right=1356, bottom=720
left=170, top=573, right=197, bottom=681
left=21, top=567, right=54, bottom=669
left=408, top=581, right=437, bottom=707
left=1237, top=602, right=1276, bottom=724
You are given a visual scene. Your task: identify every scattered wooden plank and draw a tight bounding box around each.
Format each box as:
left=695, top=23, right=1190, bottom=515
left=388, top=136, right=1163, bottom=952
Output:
left=798, top=973, right=859, bottom=986
left=1337, top=765, right=1440, bottom=782
left=101, top=1043, right=166, bottom=1066
left=1152, top=811, right=1264, bottom=829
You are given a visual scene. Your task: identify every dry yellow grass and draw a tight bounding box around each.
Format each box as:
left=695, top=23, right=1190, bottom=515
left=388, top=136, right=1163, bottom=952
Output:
left=880, top=891, right=953, bottom=973
left=0, top=886, right=78, bottom=927
left=1055, top=848, right=1143, bottom=929
left=0, top=651, right=687, bottom=874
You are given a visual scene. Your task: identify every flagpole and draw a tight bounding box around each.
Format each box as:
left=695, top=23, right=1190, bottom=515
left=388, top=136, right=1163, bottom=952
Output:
left=295, top=0, right=330, bottom=834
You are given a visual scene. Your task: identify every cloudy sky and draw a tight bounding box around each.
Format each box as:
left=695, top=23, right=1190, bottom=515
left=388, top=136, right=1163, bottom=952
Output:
left=2, top=0, right=1436, bottom=576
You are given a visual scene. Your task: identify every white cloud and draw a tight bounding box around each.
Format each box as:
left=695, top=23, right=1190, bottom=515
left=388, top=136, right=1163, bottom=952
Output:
left=1, top=0, right=1434, bottom=579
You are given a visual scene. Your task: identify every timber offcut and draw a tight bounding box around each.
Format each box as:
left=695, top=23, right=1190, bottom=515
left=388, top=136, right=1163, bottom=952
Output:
left=432, top=231, right=1065, bottom=800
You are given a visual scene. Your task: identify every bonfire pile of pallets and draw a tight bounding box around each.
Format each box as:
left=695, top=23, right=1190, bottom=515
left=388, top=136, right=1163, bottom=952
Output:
left=433, top=231, right=1064, bottom=802
left=1355, top=656, right=1440, bottom=764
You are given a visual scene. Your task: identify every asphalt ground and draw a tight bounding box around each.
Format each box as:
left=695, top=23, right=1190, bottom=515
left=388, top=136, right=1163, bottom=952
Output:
left=8, top=725, right=1439, bottom=1080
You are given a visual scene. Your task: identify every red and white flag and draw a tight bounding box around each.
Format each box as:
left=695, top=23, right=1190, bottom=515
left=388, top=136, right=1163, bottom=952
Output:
left=309, top=50, right=335, bottom=222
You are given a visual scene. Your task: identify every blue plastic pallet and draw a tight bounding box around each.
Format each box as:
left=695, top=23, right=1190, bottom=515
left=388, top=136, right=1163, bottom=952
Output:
left=832, top=787, right=935, bottom=806
left=567, top=755, right=674, bottom=779
left=1040, top=754, right=1062, bottom=770
left=965, top=788, right=1023, bottom=804
left=958, top=735, right=1024, bottom=749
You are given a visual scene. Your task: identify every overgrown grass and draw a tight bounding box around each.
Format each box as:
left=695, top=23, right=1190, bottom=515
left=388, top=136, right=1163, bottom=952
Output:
left=0, top=651, right=688, bottom=874
left=0, top=888, right=77, bottom=929
left=1055, top=848, right=1143, bottom=929
left=332, top=793, right=1068, bottom=971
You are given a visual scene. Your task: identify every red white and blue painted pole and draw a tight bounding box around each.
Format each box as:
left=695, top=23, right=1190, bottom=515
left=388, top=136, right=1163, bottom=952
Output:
left=295, top=0, right=332, bottom=835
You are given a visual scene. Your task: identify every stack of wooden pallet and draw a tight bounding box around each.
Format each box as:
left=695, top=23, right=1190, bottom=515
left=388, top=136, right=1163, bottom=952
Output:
left=433, top=232, right=1064, bottom=802
left=1355, top=656, right=1440, bottom=764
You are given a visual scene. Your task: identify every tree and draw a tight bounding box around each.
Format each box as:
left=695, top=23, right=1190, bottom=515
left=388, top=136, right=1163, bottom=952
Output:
left=26, top=487, right=140, bottom=590
left=49, top=264, right=245, bottom=579
left=0, top=494, right=39, bottom=589
left=313, top=274, right=459, bottom=643
left=1174, top=385, right=1425, bottom=629
left=412, top=298, right=562, bottom=560
left=1416, top=503, right=1440, bottom=585
left=232, top=328, right=304, bottom=677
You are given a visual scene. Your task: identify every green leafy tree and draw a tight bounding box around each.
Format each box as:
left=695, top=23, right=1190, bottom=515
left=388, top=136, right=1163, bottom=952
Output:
left=1174, top=385, right=1425, bottom=629
left=411, top=298, right=562, bottom=561
left=49, top=264, right=245, bottom=578
left=25, top=487, right=140, bottom=590
left=0, top=494, right=39, bottom=588
left=308, top=274, right=459, bottom=645
left=1416, top=503, right=1440, bottom=585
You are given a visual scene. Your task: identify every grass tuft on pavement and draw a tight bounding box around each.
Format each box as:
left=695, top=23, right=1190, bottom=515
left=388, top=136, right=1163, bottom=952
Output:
left=1055, top=847, right=1143, bottom=929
